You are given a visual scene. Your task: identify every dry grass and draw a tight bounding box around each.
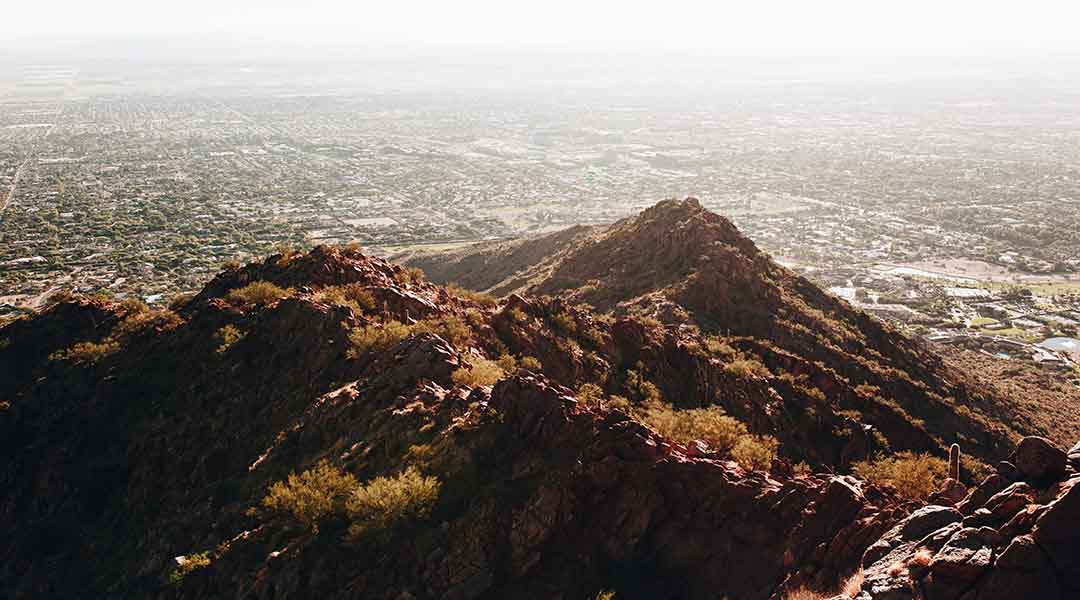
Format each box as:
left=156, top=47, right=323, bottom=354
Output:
left=783, top=569, right=864, bottom=600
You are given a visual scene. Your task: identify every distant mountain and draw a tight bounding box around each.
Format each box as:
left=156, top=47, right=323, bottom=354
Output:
left=2, top=200, right=1077, bottom=600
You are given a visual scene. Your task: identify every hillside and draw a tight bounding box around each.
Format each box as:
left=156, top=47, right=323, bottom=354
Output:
left=405, top=198, right=1055, bottom=462
left=2, top=202, right=1078, bottom=599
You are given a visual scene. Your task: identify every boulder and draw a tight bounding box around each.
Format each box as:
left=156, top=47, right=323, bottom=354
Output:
left=978, top=535, right=1060, bottom=600
left=1011, top=436, right=1067, bottom=485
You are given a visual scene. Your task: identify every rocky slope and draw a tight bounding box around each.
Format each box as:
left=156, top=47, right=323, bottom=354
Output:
left=2, top=202, right=1075, bottom=599
left=405, top=199, right=1037, bottom=466
left=854, top=436, right=1080, bottom=600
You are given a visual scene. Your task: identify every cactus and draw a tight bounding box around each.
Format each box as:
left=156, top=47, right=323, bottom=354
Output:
left=948, top=443, right=961, bottom=480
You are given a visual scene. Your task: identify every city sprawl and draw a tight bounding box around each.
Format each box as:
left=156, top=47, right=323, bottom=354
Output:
left=2, top=56, right=1079, bottom=369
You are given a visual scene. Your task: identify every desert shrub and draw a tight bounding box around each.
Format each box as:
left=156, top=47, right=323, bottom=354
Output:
left=641, top=402, right=747, bottom=455
left=595, top=592, right=616, bottom=600
left=638, top=315, right=663, bottom=328
left=227, top=281, right=292, bottom=306
left=961, top=454, right=993, bottom=484
left=347, top=320, right=413, bottom=358
left=274, top=245, right=301, bottom=266
left=345, top=467, right=440, bottom=543
left=451, top=355, right=504, bottom=387
left=50, top=340, right=120, bottom=364
left=119, top=297, right=150, bottom=314
left=519, top=355, right=542, bottom=370
left=111, top=309, right=183, bottom=340
left=549, top=312, right=577, bottom=335
left=222, top=259, right=242, bottom=271
left=315, top=283, right=376, bottom=312
left=446, top=283, right=498, bottom=308
left=393, top=267, right=425, bottom=285
left=703, top=336, right=737, bottom=359
left=496, top=353, right=518, bottom=372
left=168, top=551, right=210, bottom=585
left=168, top=292, right=195, bottom=311
left=507, top=307, right=529, bottom=323
left=464, top=308, right=486, bottom=327
left=262, top=459, right=359, bottom=532
left=731, top=435, right=779, bottom=471
left=413, top=315, right=473, bottom=347
left=853, top=452, right=947, bottom=500
left=625, top=367, right=663, bottom=404
left=577, top=383, right=604, bottom=408
left=580, top=326, right=605, bottom=348
left=557, top=337, right=582, bottom=355
left=723, top=356, right=771, bottom=378
left=215, top=324, right=245, bottom=353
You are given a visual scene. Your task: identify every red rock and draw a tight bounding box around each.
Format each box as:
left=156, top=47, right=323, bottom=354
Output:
left=1011, top=436, right=1067, bottom=486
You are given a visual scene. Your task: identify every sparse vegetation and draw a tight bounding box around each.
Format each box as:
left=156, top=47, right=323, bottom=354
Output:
left=853, top=452, right=948, bottom=500
left=617, top=397, right=779, bottom=471
left=345, top=467, right=441, bottom=543
left=507, top=307, right=529, bottom=323
left=168, top=551, right=211, bottom=585
left=393, top=266, right=426, bottom=285
left=519, top=355, right=542, bottom=370
left=447, top=283, right=498, bottom=308
left=347, top=320, right=413, bottom=358
left=577, top=383, right=604, bottom=408
left=226, top=281, right=293, bottom=306
left=704, top=336, right=737, bottom=359
left=49, top=339, right=121, bottom=364
left=549, top=312, right=577, bottom=335
left=413, top=314, right=474, bottom=347
left=451, top=355, right=505, bottom=387
left=262, top=460, right=359, bottom=532
left=723, top=356, right=771, bottom=378
left=214, top=324, right=245, bottom=353
left=315, top=283, right=376, bottom=312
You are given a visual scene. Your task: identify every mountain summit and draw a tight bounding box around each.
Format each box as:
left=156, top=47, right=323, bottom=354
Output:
left=2, top=200, right=1077, bottom=599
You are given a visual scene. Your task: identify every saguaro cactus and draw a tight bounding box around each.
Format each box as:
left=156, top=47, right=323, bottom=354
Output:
left=949, top=443, right=961, bottom=480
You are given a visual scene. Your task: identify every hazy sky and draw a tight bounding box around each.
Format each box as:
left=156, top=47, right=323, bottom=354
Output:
left=4, top=0, right=1079, bottom=53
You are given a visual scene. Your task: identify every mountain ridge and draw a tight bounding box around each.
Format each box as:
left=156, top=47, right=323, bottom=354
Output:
left=1, top=199, right=1077, bottom=599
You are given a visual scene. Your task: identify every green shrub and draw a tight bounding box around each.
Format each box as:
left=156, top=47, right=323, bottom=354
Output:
left=731, top=435, right=779, bottom=471
left=723, top=356, right=771, bottom=378
left=347, top=320, right=413, bottom=358
left=345, top=467, right=440, bottom=543
left=315, top=283, right=376, bottom=312
left=111, top=308, right=183, bottom=341
left=413, top=314, right=473, bottom=347
left=227, top=281, right=292, bottom=306
left=262, top=460, right=359, bottom=532
left=641, top=402, right=747, bottom=455
left=853, top=452, right=947, bottom=500
left=549, top=312, right=577, bottom=335
left=507, top=307, right=529, bottom=323
left=49, top=340, right=120, bottom=364
left=447, top=283, right=498, bottom=308
left=519, top=356, right=542, bottom=370
left=704, top=336, right=737, bottom=359
left=168, top=552, right=210, bottom=585
left=215, top=324, right=245, bottom=353
left=451, top=355, right=505, bottom=387
left=626, top=367, right=663, bottom=404
left=577, top=383, right=604, bottom=408
left=496, top=353, right=518, bottom=372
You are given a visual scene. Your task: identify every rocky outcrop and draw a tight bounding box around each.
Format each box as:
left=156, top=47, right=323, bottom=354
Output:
left=855, top=436, right=1080, bottom=600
